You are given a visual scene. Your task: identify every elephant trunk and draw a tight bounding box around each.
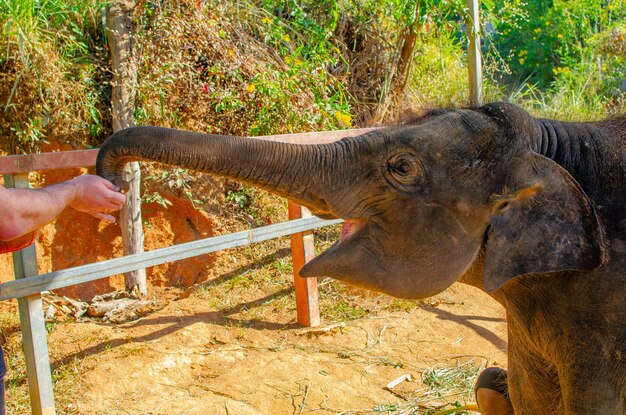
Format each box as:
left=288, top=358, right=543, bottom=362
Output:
left=96, top=126, right=344, bottom=217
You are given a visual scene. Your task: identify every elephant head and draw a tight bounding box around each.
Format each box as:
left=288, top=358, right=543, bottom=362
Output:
left=97, top=102, right=607, bottom=299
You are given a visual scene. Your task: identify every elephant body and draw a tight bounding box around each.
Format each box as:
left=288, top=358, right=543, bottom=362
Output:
left=483, top=112, right=625, bottom=414
left=97, top=103, right=625, bottom=414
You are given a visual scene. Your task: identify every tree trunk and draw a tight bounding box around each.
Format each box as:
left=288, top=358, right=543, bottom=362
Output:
left=372, top=0, right=421, bottom=123
left=106, top=0, right=147, bottom=297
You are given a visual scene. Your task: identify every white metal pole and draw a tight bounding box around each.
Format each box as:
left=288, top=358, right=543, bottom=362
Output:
left=466, top=0, right=484, bottom=106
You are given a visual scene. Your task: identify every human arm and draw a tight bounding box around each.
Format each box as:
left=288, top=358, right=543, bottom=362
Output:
left=0, top=175, right=126, bottom=241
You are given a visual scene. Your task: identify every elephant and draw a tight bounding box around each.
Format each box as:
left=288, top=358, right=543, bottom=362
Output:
left=96, top=102, right=625, bottom=414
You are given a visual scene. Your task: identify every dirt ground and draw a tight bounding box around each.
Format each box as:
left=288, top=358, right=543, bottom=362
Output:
left=43, top=283, right=506, bottom=415
left=0, top=170, right=507, bottom=415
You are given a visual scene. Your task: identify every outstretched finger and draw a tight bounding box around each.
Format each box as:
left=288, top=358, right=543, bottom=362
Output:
left=108, top=198, right=125, bottom=209
left=100, top=178, right=121, bottom=192
left=91, top=212, right=116, bottom=223
left=107, top=192, right=127, bottom=206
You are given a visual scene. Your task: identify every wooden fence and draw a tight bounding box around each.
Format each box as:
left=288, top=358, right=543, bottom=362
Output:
left=0, top=128, right=374, bottom=415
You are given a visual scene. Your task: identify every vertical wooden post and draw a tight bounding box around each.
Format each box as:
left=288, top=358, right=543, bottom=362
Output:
left=466, top=0, right=484, bottom=106
left=4, top=173, right=56, bottom=415
left=107, top=0, right=147, bottom=296
left=288, top=201, right=320, bottom=327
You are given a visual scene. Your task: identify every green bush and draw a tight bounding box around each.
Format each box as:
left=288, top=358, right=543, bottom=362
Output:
left=0, top=0, right=109, bottom=153
left=1, top=0, right=623, bottom=156
left=488, top=0, right=625, bottom=117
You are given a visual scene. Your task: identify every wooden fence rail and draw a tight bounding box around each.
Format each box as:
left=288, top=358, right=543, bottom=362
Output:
left=0, top=128, right=373, bottom=415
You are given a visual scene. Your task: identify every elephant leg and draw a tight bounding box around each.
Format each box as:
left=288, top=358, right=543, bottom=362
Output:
left=507, top=340, right=562, bottom=414
left=508, top=354, right=624, bottom=415
left=559, top=363, right=624, bottom=415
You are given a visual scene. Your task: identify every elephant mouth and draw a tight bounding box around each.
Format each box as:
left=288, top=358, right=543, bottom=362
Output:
left=339, top=219, right=366, bottom=242
left=299, top=217, right=372, bottom=280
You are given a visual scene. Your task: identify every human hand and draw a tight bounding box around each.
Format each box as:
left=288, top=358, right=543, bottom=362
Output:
left=67, top=175, right=127, bottom=223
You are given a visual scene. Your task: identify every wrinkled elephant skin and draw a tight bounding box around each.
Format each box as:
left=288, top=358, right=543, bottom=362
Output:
left=97, top=102, right=625, bottom=414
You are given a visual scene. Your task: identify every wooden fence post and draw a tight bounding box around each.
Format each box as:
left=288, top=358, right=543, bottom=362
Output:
left=288, top=202, right=320, bottom=327
left=107, top=0, right=147, bottom=296
left=4, top=173, right=55, bottom=415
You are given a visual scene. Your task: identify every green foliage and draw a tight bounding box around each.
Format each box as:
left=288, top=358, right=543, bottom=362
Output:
left=272, top=257, right=293, bottom=273
left=427, top=402, right=476, bottom=415
left=401, top=0, right=626, bottom=117
left=422, top=363, right=481, bottom=399
left=143, top=167, right=203, bottom=209
left=225, top=184, right=273, bottom=226
left=407, top=25, right=471, bottom=107
left=373, top=403, right=401, bottom=412
left=226, top=185, right=256, bottom=211
left=322, top=300, right=369, bottom=321
left=1, top=0, right=623, bottom=157
left=132, top=1, right=345, bottom=138
left=0, top=310, right=20, bottom=343
left=250, top=0, right=352, bottom=130
left=0, top=0, right=101, bottom=53
left=386, top=298, right=418, bottom=312
left=142, top=191, right=173, bottom=209
left=9, top=117, right=48, bottom=148
left=490, top=0, right=626, bottom=104
left=0, top=0, right=109, bottom=153
left=258, top=0, right=340, bottom=54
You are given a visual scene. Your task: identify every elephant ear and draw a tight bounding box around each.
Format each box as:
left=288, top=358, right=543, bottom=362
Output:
left=483, top=153, right=607, bottom=293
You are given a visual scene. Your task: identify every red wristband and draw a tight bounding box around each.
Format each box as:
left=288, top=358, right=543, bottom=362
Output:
left=0, top=231, right=36, bottom=254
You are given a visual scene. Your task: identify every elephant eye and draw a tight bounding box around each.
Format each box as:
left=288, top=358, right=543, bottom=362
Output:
left=388, top=154, right=420, bottom=179
left=386, top=154, right=423, bottom=191
left=393, top=161, right=411, bottom=175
